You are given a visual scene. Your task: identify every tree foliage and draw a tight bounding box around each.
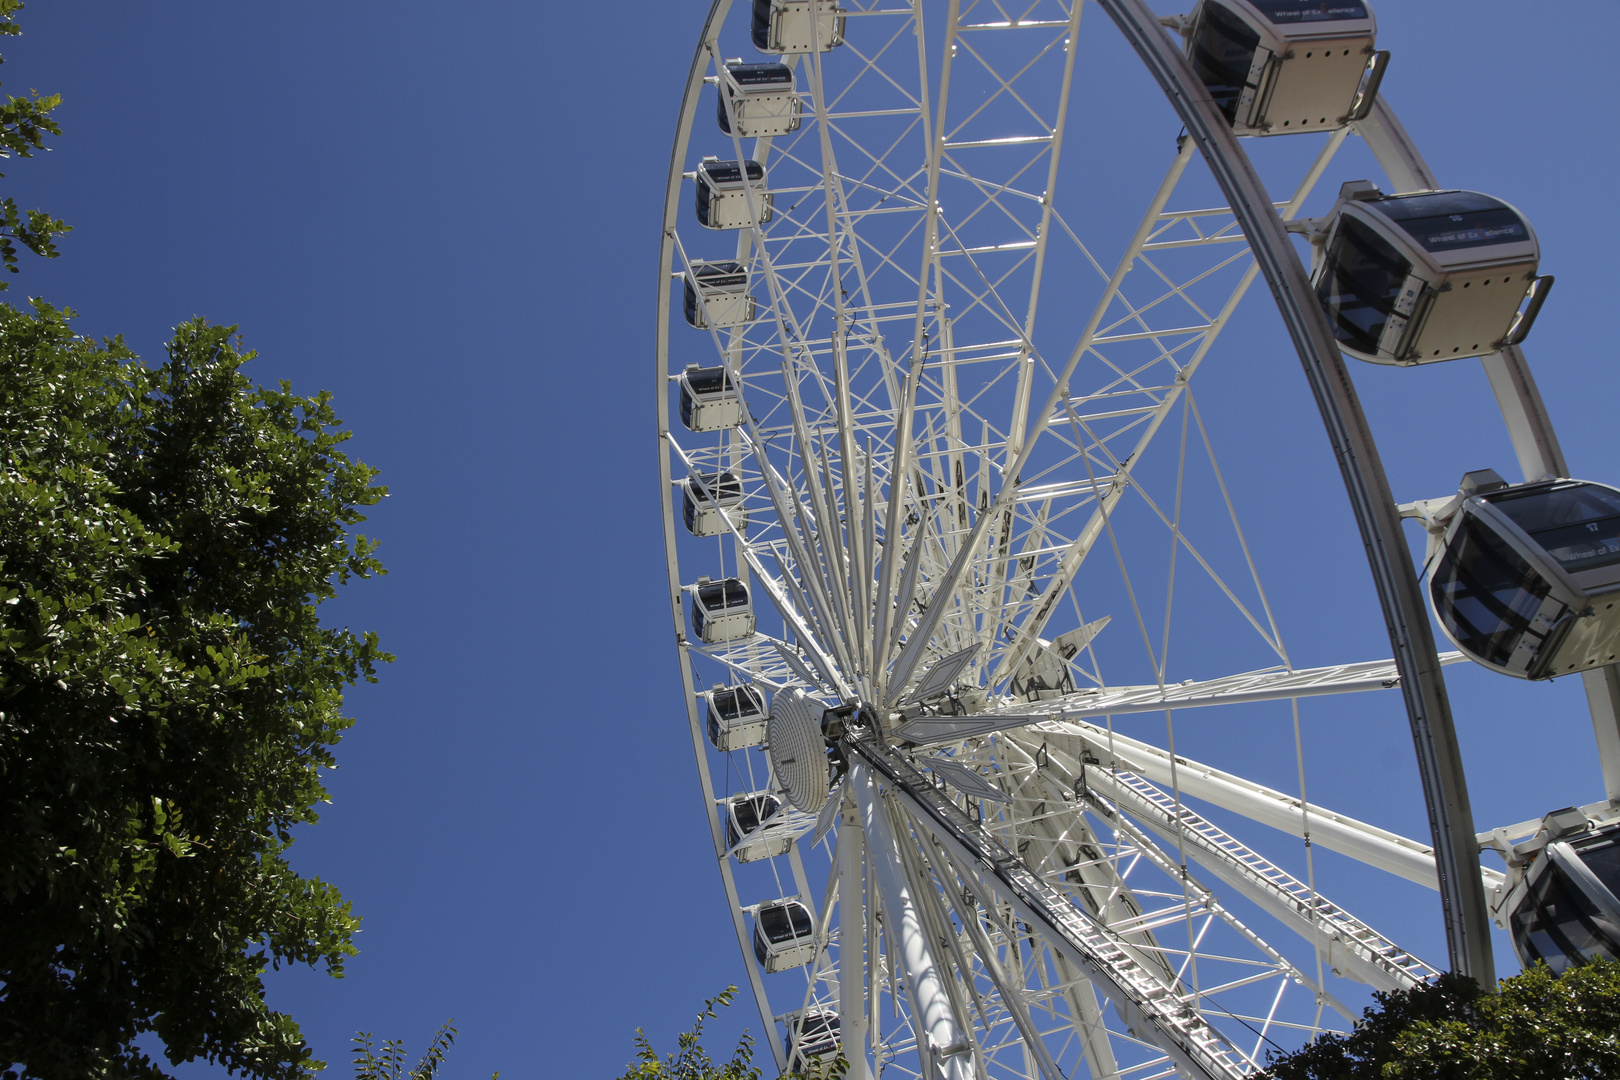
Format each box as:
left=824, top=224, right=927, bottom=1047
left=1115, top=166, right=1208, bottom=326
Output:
left=0, top=0, right=69, bottom=284
left=1260, top=961, right=1620, bottom=1080
left=0, top=300, right=389, bottom=1078
left=351, top=1021, right=497, bottom=1080
left=618, top=987, right=847, bottom=1080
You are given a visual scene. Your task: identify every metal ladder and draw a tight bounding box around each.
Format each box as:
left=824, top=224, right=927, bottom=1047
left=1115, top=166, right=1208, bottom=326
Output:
left=851, top=734, right=1255, bottom=1080
left=1108, top=768, right=1440, bottom=991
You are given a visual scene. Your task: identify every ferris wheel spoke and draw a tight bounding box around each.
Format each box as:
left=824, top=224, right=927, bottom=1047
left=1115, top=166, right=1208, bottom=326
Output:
left=1025, top=742, right=1442, bottom=994
left=657, top=3, right=1481, bottom=1075
left=886, top=138, right=1201, bottom=700
left=854, top=735, right=1259, bottom=1080
left=991, top=745, right=1360, bottom=1027
left=1023, top=718, right=1505, bottom=895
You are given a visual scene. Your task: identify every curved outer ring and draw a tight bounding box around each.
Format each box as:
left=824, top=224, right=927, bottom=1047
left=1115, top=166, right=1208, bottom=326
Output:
left=1095, top=0, right=1491, bottom=980
left=653, top=0, right=791, bottom=1064
left=651, top=0, right=1574, bottom=1048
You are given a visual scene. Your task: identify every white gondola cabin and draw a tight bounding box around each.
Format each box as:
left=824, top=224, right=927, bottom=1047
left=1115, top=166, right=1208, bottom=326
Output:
left=689, top=576, right=756, bottom=644
left=678, top=364, right=745, bottom=433
left=695, top=158, right=773, bottom=230
left=1313, top=183, right=1552, bottom=365
left=751, top=0, right=844, bottom=54
left=1186, top=0, right=1386, bottom=136
left=719, top=61, right=800, bottom=138
left=725, top=791, right=791, bottom=862
left=1429, top=473, right=1620, bottom=680
left=682, top=470, right=748, bottom=537
left=784, top=1010, right=841, bottom=1069
left=752, top=898, right=816, bottom=972
left=705, top=683, right=768, bottom=750
left=683, top=261, right=756, bottom=330
left=1506, top=815, right=1620, bottom=973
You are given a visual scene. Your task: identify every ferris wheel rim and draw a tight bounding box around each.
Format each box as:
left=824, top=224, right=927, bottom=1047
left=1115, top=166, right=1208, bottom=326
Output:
left=651, top=1, right=1556, bottom=1075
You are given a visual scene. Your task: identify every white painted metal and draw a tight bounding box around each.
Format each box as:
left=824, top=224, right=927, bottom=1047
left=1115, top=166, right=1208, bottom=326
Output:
left=856, top=763, right=974, bottom=1080
left=896, top=654, right=1469, bottom=744
left=1355, top=95, right=1620, bottom=830
left=1014, top=736, right=1442, bottom=993
left=836, top=797, right=871, bottom=1080
left=653, top=2, right=1574, bottom=1076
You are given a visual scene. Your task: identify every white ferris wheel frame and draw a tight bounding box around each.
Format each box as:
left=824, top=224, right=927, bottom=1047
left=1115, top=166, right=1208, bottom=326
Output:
left=653, top=1, right=1620, bottom=1077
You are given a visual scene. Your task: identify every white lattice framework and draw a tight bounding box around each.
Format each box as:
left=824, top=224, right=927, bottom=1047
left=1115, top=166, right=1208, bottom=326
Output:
left=652, top=2, right=1570, bottom=1077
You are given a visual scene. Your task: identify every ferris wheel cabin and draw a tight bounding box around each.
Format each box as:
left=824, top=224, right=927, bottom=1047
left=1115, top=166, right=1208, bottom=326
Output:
left=682, top=470, right=748, bottom=537
left=704, top=683, right=768, bottom=750
left=695, top=158, right=773, bottom=231
left=1430, top=473, right=1620, bottom=680
left=677, top=364, right=745, bottom=433
left=1314, top=183, right=1552, bottom=365
left=751, top=0, right=844, bottom=54
left=683, top=262, right=755, bottom=330
left=1186, top=0, right=1387, bottom=136
left=725, top=791, right=790, bottom=862
left=689, top=576, right=756, bottom=644
left=1506, top=814, right=1620, bottom=973
left=719, top=61, right=801, bottom=138
left=753, top=898, right=817, bottom=972
left=784, top=1010, right=841, bottom=1069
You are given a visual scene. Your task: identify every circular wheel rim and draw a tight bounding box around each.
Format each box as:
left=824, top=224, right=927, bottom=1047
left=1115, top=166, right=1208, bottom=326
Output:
left=653, top=3, right=1540, bottom=1077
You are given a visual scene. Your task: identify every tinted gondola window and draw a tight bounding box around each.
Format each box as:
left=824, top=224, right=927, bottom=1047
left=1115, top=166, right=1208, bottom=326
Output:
left=751, top=0, right=773, bottom=50
left=686, top=367, right=733, bottom=396
left=733, top=794, right=779, bottom=834
left=795, top=1013, right=839, bottom=1044
left=1574, top=836, right=1620, bottom=900
left=1372, top=192, right=1527, bottom=253
left=701, top=160, right=766, bottom=186
left=1189, top=3, right=1259, bottom=124
left=693, top=262, right=748, bottom=288
left=1512, top=858, right=1620, bottom=974
left=729, top=62, right=793, bottom=86
left=760, top=903, right=813, bottom=943
left=689, top=471, right=743, bottom=500
left=1432, top=515, right=1550, bottom=667
left=787, top=1013, right=840, bottom=1062
left=712, top=686, right=763, bottom=720
left=1317, top=215, right=1410, bottom=356
left=1254, top=1, right=1367, bottom=22
left=697, top=580, right=750, bottom=610
left=1489, top=485, right=1620, bottom=575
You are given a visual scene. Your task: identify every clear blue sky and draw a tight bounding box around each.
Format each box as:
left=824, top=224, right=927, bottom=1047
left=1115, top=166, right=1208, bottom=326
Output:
left=5, top=3, right=1618, bottom=1077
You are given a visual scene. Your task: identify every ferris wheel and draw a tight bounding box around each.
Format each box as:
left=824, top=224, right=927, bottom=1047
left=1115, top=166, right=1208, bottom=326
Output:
left=654, top=2, right=1620, bottom=1078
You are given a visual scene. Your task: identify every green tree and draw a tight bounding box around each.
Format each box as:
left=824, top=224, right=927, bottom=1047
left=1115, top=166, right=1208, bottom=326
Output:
left=619, top=988, right=763, bottom=1080
left=0, top=0, right=70, bottom=285
left=1260, top=960, right=1620, bottom=1080
left=351, top=1021, right=497, bottom=1080
left=618, top=987, right=846, bottom=1080
left=0, top=300, right=389, bottom=1078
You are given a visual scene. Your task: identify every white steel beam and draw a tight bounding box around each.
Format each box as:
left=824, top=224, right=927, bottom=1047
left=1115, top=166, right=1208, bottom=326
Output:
left=1026, top=719, right=1504, bottom=894
left=854, top=763, right=974, bottom=1080
left=852, top=735, right=1253, bottom=1080
left=1020, top=738, right=1441, bottom=993
left=894, top=654, right=1468, bottom=745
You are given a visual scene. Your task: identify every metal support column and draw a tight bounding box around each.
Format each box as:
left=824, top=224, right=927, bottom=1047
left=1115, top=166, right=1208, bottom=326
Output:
left=838, top=794, right=872, bottom=1080
left=854, top=763, right=973, bottom=1080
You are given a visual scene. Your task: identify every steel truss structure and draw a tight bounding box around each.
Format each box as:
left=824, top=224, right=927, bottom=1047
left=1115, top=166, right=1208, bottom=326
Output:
left=654, top=2, right=1604, bottom=1077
